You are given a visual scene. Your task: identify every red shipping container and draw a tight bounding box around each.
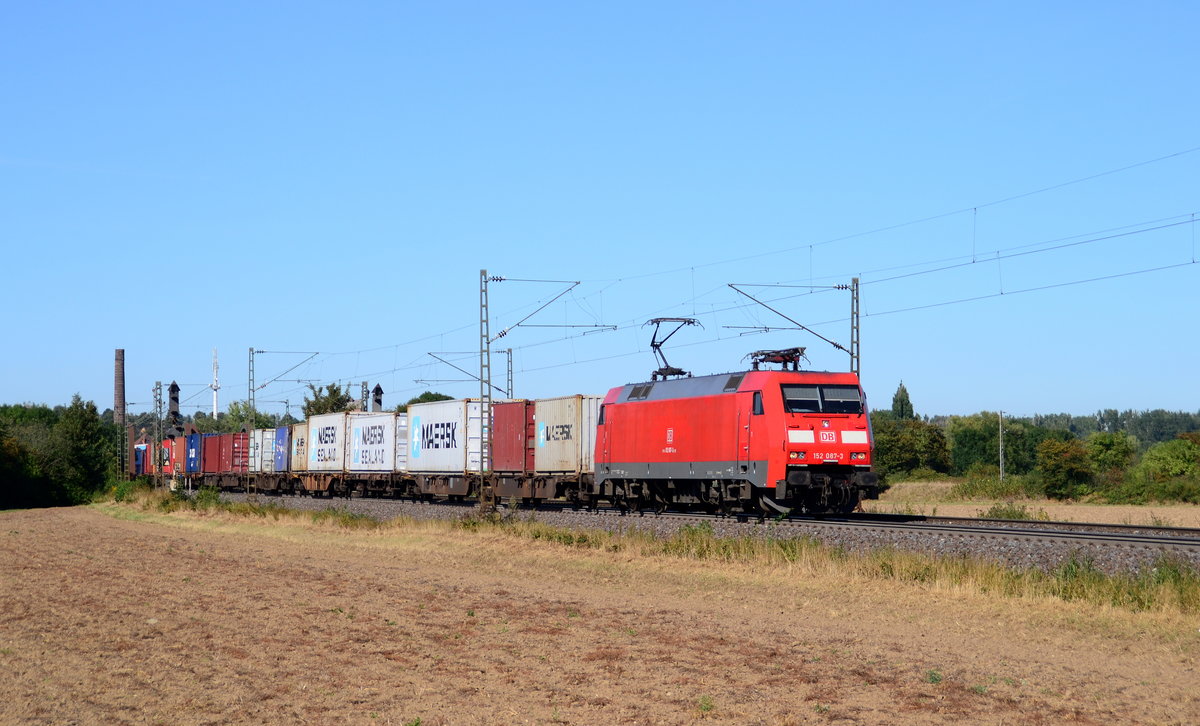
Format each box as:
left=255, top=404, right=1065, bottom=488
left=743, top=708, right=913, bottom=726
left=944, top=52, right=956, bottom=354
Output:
left=491, top=400, right=533, bottom=473
left=202, top=434, right=220, bottom=473
left=232, top=432, right=249, bottom=472
left=161, top=438, right=184, bottom=474
left=218, top=434, right=233, bottom=472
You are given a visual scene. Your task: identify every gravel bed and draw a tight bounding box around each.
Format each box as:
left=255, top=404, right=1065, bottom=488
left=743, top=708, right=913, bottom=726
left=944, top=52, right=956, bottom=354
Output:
left=220, top=492, right=1200, bottom=576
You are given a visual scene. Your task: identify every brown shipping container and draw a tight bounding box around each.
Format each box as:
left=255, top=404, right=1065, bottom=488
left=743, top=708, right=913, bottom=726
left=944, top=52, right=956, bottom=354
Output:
left=533, top=395, right=602, bottom=475
left=491, top=400, right=533, bottom=473
left=290, top=422, right=309, bottom=472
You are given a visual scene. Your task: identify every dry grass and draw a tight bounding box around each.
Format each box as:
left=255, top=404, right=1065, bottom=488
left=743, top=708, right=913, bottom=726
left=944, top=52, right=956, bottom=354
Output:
left=111, top=490, right=1200, bottom=624
left=871, top=479, right=1200, bottom=527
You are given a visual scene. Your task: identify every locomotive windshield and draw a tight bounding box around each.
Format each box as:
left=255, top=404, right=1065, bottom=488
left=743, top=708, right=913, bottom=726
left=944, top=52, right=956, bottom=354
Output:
left=781, top=384, right=863, bottom=414
left=781, top=385, right=820, bottom=413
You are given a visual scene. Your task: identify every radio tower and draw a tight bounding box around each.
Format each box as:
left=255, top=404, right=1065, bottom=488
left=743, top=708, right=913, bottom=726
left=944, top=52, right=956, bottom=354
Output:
left=211, top=348, right=220, bottom=417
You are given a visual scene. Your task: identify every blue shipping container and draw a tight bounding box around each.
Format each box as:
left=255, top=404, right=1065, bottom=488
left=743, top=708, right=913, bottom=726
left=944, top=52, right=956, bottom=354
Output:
left=134, top=444, right=148, bottom=475
left=185, top=433, right=202, bottom=473
left=273, top=427, right=290, bottom=473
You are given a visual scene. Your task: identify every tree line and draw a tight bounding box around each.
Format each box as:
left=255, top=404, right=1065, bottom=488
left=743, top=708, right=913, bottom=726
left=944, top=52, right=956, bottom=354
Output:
left=0, top=397, right=121, bottom=508
left=875, top=383, right=1200, bottom=502
left=4, top=382, right=1198, bottom=510
left=0, top=385, right=457, bottom=509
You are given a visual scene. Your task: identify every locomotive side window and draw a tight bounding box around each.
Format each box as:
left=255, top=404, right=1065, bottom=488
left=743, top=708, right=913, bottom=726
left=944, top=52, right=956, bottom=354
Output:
left=781, top=385, right=821, bottom=413
left=752, top=391, right=763, bottom=415
left=819, top=385, right=864, bottom=414
left=597, top=405, right=606, bottom=425
left=627, top=383, right=655, bottom=401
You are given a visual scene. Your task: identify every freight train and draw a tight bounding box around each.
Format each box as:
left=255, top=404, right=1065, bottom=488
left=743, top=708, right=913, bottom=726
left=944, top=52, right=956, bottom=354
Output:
left=134, top=350, right=879, bottom=515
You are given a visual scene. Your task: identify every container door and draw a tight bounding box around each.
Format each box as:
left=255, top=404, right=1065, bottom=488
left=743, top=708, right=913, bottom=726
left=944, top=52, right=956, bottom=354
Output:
left=524, top=403, right=536, bottom=472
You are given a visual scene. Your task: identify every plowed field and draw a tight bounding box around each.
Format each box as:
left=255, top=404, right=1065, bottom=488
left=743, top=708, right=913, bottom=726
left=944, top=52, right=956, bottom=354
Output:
left=1, top=505, right=1196, bottom=725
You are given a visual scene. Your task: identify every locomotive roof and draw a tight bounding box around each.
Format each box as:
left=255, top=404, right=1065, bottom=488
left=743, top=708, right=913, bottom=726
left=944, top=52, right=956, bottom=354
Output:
left=609, top=369, right=859, bottom=404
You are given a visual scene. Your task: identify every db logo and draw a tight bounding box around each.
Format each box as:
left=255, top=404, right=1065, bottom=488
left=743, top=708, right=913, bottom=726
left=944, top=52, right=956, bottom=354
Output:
left=820, top=431, right=837, bottom=443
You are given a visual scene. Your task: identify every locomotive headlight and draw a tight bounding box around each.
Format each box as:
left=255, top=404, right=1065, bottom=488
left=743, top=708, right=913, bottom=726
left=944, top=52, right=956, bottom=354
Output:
left=851, top=452, right=866, bottom=460
left=789, top=451, right=806, bottom=460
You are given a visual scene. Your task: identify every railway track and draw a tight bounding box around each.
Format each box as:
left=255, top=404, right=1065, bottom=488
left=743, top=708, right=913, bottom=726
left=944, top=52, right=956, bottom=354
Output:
left=222, top=491, right=1200, bottom=563
left=781, top=514, right=1200, bottom=555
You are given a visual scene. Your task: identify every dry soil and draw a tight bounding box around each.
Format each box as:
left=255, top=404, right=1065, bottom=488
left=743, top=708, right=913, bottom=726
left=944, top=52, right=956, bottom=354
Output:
left=0, top=505, right=1197, bottom=725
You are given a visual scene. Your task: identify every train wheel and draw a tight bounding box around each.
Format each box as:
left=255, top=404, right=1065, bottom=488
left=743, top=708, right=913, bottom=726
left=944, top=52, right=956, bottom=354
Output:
left=833, top=492, right=860, bottom=515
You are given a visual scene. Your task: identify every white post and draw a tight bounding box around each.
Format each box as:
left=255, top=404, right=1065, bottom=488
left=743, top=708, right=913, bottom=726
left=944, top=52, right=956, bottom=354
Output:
left=998, top=410, right=1005, bottom=482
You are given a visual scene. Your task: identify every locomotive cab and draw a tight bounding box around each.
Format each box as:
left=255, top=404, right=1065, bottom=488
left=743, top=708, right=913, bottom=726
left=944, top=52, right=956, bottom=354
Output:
left=771, top=379, right=879, bottom=514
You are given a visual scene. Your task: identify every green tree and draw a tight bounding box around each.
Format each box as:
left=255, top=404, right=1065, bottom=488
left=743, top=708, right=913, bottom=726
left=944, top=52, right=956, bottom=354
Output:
left=0, top=397, right=118, bottom=508
left=193, top=402, right=278, bottom=433
left=397, top=391, right=454, bottom=413
left=1134, top=439, right=1200, bottom=482
left=870, top=414, right=950, bottom=483
left=890, top=382, right=916, bottom=420
left=0, top=418, right=40, bottom=509
left=48, top=395, right=114, bottom=500
left=946, top=413, right=1065, bottom=476
left=1085, top=431, right=1137, bottom=474
left=303, top=383, right=356, bottom=417
left=1037, top=437, right=1093, bottom=500
left=1124, top=410, right=1200, bottom=450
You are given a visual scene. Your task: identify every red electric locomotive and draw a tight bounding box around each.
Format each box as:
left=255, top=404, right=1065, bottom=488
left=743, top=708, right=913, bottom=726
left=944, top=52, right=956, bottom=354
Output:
left=593, top=348, right=879, bottom=515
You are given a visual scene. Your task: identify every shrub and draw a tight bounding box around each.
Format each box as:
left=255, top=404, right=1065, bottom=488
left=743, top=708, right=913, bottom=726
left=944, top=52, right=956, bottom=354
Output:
left=1135, top=439, right=1200, bottom=482
left=1086, top=432, right=1137, bottom=474
left=949, top=464, right=1043, bottom=500
left=976, top=502, right=1050, bottom=521
left=1037, top=438, right=1093, bottom=500
left=1100, top=475, right=1200, bottom=505
left=113, top=477, right=151, bottom=502
left=309, top=506, right=380, bottom=529
left=191, top=486, right=222, bottom=510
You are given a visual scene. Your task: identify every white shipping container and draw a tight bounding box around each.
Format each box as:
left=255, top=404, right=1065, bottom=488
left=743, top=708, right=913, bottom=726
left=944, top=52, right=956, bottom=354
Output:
left=533, top=395, right=601, bottom=474
left=307, top=412, right=347, bottom=471
left=407, top=399, right=484, bottom=473
left=247, top=430, right=259, bottom=472
left=248, top=429, right=267, bottom=473
left=347, top=412, right=396, bottom=472
left=291, top=422, right=309, bottom=472
left=394, top=414, right=408, bottom=472
left=259, top=429, right=276, bottom=473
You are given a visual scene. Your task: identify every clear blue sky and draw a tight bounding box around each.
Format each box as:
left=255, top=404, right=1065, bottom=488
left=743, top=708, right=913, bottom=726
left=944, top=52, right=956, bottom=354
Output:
left=3, top=2, right=1197, bottom=420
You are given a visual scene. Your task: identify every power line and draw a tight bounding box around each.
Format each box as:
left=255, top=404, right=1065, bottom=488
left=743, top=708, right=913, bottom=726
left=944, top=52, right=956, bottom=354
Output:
left=865, top=260, right=1197, bottom=319
left=573, top=145, right=1200, bottom=283
left=225, top=205, right=1200, bottom=393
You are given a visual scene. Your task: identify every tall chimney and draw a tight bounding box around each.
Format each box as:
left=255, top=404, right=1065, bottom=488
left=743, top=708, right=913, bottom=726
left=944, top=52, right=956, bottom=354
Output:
left=114, top=349, right=126, bottom=429
left=115, top=349, right=129, bottom=477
